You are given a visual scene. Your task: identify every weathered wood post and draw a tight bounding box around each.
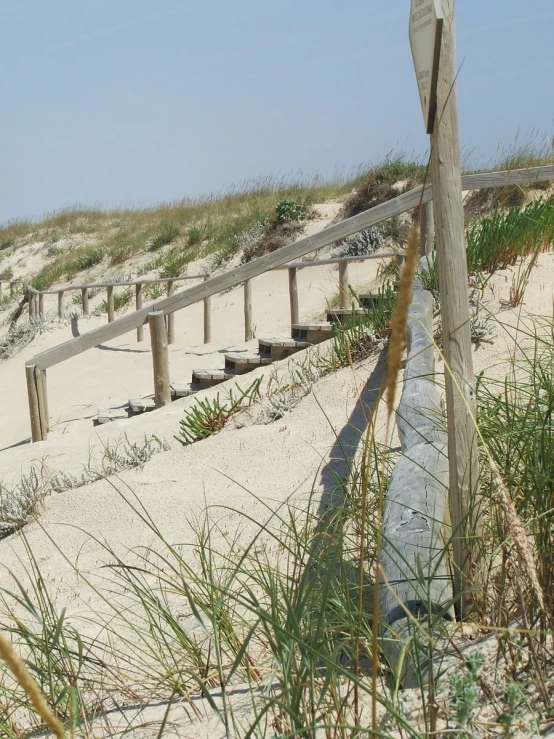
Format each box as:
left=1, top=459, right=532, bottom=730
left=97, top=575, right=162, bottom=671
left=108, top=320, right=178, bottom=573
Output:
left=338, top=259, right=350, bottom=309
left=288, top=266, right=299, bottom=329
left=148, top=311, right=171, bottom=407
left=81, top=288, right=90, bottom=316
left=10, top=282, right=15, bottom=296
left=26, top=365, right=47, bottom=442
left=419, top=200, right=435, bottom=256
left=380, top=269, right=452, bottom=687
left=27, top=289, right=34, bottom=318
left=38, top=292, right=44, bottom=317
left=244, top=279, right=253, bottom=341
left=136, top=283, right=144, bottom=341
left=57, top=291, right=65, bottom=319
left=428, top=0, right=481, bottom=616
left=203, top=275, right=212, bottom=343
left=0, top=281, right=3, bottom=298
left=107, top=285, right=115, bottom=323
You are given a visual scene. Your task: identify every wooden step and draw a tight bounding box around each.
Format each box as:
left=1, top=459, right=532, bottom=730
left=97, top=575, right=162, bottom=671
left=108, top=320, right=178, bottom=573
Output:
left=95, top=408, right=112, bottom=425
left=191, top=368, right=235, bottom=389
left=224, top=352, right=272, bottom=374
left=170, top=382, right=198, bottom=399
left=128, top=397, right=156, bottom=414
left=326, top=308, right=367, bottom=324
left=258, top=337, right=310, bottom=361
left=291, top=323, right=334, bottom=343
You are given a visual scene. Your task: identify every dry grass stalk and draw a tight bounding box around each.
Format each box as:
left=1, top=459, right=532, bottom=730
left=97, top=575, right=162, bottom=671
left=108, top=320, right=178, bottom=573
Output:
left=385, top=217, right=420, bottom=415
left=490, top=461, right=546, bottom=613
left=0, top=630, right=65, bottom=738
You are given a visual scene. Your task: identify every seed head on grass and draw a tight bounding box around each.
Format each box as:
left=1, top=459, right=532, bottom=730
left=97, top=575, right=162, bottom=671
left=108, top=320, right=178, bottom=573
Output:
left=0, top=631, right=65, bottom=738
left=490, top=460, right=546, bottom=613
left=386, top=218, right=420, bottom=415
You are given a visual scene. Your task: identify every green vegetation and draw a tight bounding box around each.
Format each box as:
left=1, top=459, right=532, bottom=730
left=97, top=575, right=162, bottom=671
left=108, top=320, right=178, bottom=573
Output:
left=31, top=246, right=104, bottom=290
left=275, top=199, right=307, bottom=222
left=149, top=220, right=181, bottom=251
left=176, top=378, right=262, bottom=445
left=478, top=326, right=554, bottom=622
left=466, top=197, right=554, bottom=274
left=3, top=174, right=361, bottom=291
left=420, top=196, right=554, bottom=296
left=96, top=286, right=133, bottom=314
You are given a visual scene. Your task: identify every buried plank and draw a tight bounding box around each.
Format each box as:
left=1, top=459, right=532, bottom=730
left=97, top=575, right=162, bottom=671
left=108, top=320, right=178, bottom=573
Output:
left=380, top=274, right=453, bottom=688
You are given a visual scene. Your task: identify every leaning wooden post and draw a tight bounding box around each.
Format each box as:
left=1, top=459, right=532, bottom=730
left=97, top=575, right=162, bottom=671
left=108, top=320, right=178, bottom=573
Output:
left=338, top=260, right=350, bottom=309
left=288, top=266, right=299, bottom=329
left=203, top=275, right=212, bottom=344
left=166, top=280, right=175, bottom=344
left=57, top=291, right=65, bottom=319
left=429, top=0, right=480, bottom=617
left=136, top=283, right=144, bottom=341
left=419, top=199, right=435, bottom=256
left=28, top=289, right=34, bottom=318
left=107, top=285, right=115, bottom=323
left=38, top=293, right=44, bottom=317
left=148, top=311, right=171, bottom=407
left=81, top=288, right=90, bottom=316
left=244, top=279, right=253, bottom=341
left=26, top=365, right=46, bottom=442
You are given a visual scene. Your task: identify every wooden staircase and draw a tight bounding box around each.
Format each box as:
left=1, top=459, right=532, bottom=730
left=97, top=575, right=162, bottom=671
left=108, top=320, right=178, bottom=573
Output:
left=97, top=296, right=383, bottom=423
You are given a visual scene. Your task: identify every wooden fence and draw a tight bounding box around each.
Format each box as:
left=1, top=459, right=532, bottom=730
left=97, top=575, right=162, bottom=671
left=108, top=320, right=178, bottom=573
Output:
left=22, top=164, right=554, bottom=442
left=26, top=274, right=209, bottom=344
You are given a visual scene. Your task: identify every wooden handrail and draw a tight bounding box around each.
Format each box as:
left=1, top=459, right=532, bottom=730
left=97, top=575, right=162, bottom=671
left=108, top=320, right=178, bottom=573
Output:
left=275, top=252, right=400, bottom=270
left=25, top=164, right=554, bottom=372
left=23, top=164, right=554, bottom=441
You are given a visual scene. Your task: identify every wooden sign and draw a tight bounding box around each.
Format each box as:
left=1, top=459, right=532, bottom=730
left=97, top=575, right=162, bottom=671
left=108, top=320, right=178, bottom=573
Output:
left=409, top=0, right=444, bottom=133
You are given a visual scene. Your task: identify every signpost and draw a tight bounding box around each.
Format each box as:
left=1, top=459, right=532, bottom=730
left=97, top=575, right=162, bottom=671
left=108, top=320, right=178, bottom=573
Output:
left=409, top=0, right=480, bottom=619
left=409, top=0, right=444, bottom=133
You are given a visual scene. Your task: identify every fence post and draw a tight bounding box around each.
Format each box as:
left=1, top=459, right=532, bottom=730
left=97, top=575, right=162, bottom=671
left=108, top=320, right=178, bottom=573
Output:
left=26, top=365, right=46, bottom=442
left=57, top=291, right=65, bottom=319
left=0, top=282, right=3, bottom=297
left=338, top=260, right=349, bottom=309
left=288, top=267, right=299, bottom=329
left=81, top=288, right=90, bottom=316
left=28, top=289, right=34, bottom=318
left=244, top=279, right=253, bottom=341
left=430, top=0, right=480, bottom=619
left=107, top=285, right=115, bottom=323
left=10, top=282, right=15, bottom=296
left=136, top=283, right=144, bottom=341
left=149, top=311, right=171, bottom=407
left=166, top=280, right=175, bottom=344
left=38, top=293, right=44, bottom=317
left=419, top=200, right=435, bottom=256
left=203, top=275, right=212, bottom=344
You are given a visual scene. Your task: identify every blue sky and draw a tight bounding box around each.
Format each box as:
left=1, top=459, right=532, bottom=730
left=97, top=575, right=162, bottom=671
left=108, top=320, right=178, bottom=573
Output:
left=1, top=1, right=553, bottom=223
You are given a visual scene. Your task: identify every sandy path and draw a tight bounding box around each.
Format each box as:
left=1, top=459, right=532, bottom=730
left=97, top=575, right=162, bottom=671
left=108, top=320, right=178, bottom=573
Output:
left=1, top=254, right=387, bottom=484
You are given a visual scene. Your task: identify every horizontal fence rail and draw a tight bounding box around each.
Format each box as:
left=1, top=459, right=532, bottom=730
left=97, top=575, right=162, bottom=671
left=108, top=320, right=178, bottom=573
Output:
left=27, top=274, right=208, bottom=296
left=26, top=273, right=209, bottom=335
left=22, top=164, right=554, bottom=440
